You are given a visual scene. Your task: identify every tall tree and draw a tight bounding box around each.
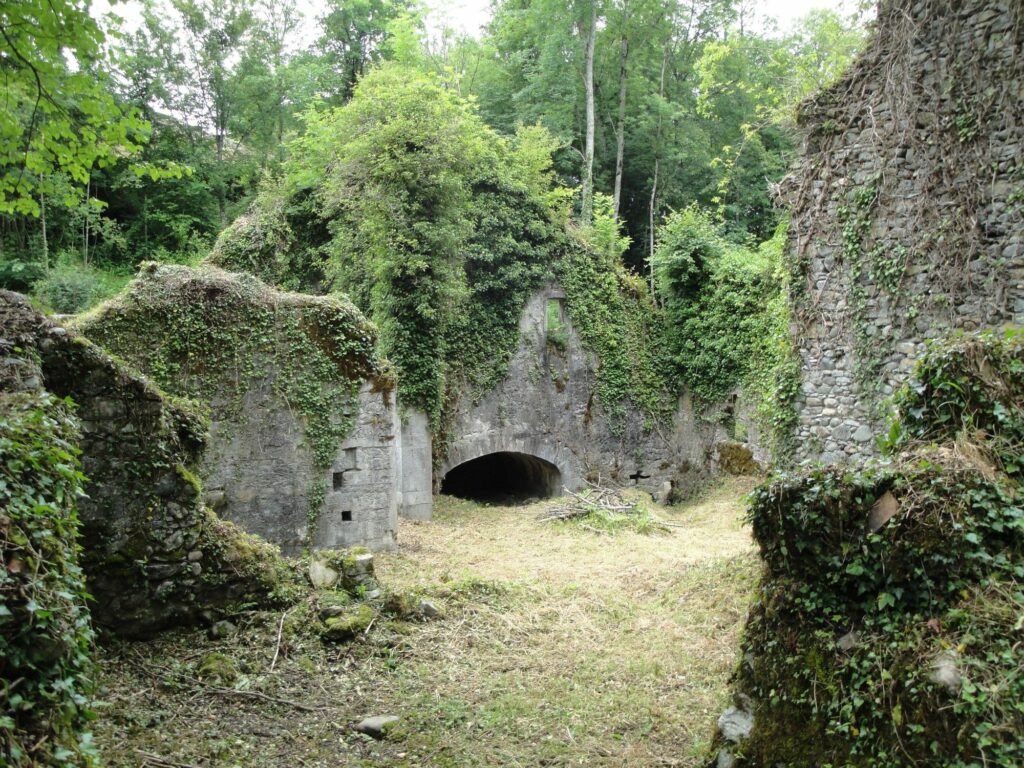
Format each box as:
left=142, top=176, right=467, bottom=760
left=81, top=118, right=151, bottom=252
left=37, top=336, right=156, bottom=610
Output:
left=315, top=0, right=411, bottom=103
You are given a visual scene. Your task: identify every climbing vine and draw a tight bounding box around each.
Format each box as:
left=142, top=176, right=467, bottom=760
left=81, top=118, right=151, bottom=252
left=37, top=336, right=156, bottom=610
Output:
left=0, top=393, right=97, bottom=767
left=74, top=263, right=387, bottom=537
left=728, top=333, right=1024, bottom=767
left=653, top=209, right=799, bottom=459
left=558, top=198, right=675, bottom=434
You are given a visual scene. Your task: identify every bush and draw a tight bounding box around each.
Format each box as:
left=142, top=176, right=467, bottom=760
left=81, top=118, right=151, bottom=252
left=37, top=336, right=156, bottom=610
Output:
left=32, top=260, right=128, bottom=314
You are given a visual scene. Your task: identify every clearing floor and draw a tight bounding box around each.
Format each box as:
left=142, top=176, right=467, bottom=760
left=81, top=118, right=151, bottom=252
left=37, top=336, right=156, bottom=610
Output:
left=93, top=477, right=760, bottom=767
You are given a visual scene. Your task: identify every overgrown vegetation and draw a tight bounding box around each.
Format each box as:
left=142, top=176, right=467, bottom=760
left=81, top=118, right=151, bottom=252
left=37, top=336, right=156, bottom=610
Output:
left=654, top=208, right=798, bottom=457
left=724, top=331, right=1024, bottom=767
left=0, top=393, right=97, bottom=766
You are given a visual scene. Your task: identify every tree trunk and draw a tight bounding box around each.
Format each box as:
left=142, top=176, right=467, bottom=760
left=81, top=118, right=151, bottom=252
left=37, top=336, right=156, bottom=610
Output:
left=612, top=10, right=629, bottom=221
left=83, top=179, right=90, bottom=266
left=580, top=1, right=597, bottom=224
left=648, top=44, right=669, bottom=300
left=40, top=193, right=48, bottom=272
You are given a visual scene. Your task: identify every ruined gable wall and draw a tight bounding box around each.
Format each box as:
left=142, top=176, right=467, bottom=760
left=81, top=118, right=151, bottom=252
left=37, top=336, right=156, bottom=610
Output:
left=442, top=285, right=728, bottom=500
left=75, top=265, right=401, bottom=554
left=785, top=0, right=1024, bottom=462
left=1, top=291, right=292, bottom=637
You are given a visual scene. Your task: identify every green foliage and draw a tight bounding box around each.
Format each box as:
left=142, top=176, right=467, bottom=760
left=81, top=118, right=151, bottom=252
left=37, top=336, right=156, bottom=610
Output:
left=0, top=392, right=97, bottom=766
left=0, top=0, right=153, bottom=215
left=885, top=330, right=1024, bottom=479
left=286, top=63, right=490, bottom=421
left=736, top=332, right=1024, bottom=767
left=558, top=212, right=674, bottom=432
left=654, top=209, right=797, bottom=456
left=31, top=259, right=131, bottom=315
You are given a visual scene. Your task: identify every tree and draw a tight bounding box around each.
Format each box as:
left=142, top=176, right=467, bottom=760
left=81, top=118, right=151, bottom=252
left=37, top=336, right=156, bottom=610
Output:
left=0, top=0, right=150, bottom=215
left=315, top=0, right=411, bottom=103
left=577, top=0, right=598, bottom=222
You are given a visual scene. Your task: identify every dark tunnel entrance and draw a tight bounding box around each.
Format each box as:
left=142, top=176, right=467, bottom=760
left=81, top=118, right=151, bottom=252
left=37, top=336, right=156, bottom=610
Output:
left=440, top=452, right=562, bottom=504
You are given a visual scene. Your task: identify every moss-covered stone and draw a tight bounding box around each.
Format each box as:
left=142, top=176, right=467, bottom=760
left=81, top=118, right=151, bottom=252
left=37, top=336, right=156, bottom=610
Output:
left=320, top=604, right=376, bottom=643
left=196, top=653, right=239, bottom=685
left=712, top=330, right=1024, bottom=767
left=1, top=290, right=303, bottom=638
left=73, top=264, right=395, bottom=552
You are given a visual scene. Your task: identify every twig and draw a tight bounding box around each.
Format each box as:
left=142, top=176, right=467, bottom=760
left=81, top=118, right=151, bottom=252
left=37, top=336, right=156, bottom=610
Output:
left=135, top=749, right=201, bottom=768
left=269, top=608, right=290, bottom=673
left=206, top=685, right=321, bottom=713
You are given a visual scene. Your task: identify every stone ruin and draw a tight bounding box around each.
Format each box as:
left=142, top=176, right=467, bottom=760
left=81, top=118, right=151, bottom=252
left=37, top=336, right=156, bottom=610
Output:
left=439, top=284, right=741, bottom=503
left=783, top=0, right=1024, bottom=463
left=73, top=263, right=432, bottom=555
left=0, top=290, right=289, bottom=637
left=67, top=264, right=749, bottom=562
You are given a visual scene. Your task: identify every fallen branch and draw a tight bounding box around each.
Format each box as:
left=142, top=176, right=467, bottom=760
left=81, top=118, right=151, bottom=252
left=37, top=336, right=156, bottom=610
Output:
left=269, top=608, right=290, bottom=672
left=206, top=685, right=321, bottom=713
left=135, top=749, right=200, bottom=768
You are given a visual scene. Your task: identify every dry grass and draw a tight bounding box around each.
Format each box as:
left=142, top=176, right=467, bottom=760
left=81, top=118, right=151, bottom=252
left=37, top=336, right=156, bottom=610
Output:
left=92, top=477, right=759, bottom=767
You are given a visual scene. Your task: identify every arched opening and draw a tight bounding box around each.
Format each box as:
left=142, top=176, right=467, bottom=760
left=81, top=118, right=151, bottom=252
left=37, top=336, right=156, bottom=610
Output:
left=440, top=451, right=562, bottom=504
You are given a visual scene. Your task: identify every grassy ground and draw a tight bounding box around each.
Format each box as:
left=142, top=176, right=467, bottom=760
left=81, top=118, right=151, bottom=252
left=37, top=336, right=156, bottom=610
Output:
left=92, top=477, right=759, bottom=767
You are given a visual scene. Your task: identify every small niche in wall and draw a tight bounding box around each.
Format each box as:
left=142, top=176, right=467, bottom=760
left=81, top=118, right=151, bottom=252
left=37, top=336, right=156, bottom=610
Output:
left=341, top=510, right=353, bottom=522
left=546, top=298, right=567, bottom=351
left=333, top=471, right=345, bottom=491
left=343, top=447, right=358, bottom=470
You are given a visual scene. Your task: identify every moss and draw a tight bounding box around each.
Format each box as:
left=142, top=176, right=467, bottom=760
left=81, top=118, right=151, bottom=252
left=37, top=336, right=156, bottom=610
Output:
left=320, top=604, right=376, bottom=643
left=379, top=590, right=421, bottom=620
left=74, top=264, right=386, bottom=540
left=717, top=441, right=760, bottom=475
left=724, top=332, right=1024, bottom=767
left=196, top=653, right=239, bottom=685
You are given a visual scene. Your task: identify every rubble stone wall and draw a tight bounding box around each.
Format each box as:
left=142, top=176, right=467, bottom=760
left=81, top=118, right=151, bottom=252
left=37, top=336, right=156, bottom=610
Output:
left=784, top=0, right=1024, bottom=463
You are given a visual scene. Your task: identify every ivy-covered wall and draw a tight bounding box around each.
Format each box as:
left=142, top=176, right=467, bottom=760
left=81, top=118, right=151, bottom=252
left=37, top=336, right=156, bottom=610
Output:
left=710, top=331, right=1024, bottom=767
left=0, top=290, right=296, bottom=639
left=783, top=0, right=1024, bottom=462
left=74, top=264, right=404, bottom=554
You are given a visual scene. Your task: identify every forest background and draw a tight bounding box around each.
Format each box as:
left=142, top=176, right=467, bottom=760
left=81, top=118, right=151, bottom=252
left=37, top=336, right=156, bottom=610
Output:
left=1, top=0, right=867, bottom=310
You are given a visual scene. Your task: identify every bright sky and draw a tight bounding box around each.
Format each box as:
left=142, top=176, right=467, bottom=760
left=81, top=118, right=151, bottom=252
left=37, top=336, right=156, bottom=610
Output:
left=96, top=0, right=868, bottom=43
left=429, top=0, right=866, bottom=38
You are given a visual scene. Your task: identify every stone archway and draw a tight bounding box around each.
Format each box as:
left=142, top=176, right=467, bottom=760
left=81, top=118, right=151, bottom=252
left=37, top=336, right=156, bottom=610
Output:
left=439, top=451, right=562, bottom=503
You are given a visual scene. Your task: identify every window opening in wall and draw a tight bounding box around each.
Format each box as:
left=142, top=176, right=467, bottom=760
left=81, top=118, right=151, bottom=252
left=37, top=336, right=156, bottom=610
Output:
left=546, top=298, right=568, bottom=351
left=341, top=510, right=353, bottom=522
left=333, top=471, right=345, bottom=491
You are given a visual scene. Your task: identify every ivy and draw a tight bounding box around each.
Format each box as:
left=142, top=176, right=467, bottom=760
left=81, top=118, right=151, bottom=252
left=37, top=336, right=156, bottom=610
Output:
left=0, top=392, right=98, bottom=767
left=557, top=197, right=675, bottom=434
left=74, top=263, right=385, bottom=539
left=732, top=331, right=1024, bottom=767
left=654, top=209, right=799, bottom=459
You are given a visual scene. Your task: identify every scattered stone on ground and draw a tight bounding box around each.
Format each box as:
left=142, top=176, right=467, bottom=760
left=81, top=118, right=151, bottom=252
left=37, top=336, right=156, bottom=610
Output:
left=353, top=715, right=401, bottom=740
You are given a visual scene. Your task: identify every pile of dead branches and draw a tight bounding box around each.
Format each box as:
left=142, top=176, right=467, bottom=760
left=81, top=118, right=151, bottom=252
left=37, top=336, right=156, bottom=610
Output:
left=537, top=484, right=637, bottom=523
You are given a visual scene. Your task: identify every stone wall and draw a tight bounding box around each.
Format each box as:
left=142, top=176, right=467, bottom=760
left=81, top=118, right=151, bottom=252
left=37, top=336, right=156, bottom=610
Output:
left=75, top=265, right=403, bottom=554
left=442, top=284, right=729, bottom=500
left=0, top=291, right=291, bottom=637
left=783, top=0, right=1024, bottom=463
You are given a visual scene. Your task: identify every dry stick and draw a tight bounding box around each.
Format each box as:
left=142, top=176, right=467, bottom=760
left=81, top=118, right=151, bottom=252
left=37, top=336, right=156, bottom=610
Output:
left=135, top=749, right=201, bottom=768
left=206, top=684, right=321, bottom=713
left=142, top=659, right=320, bottom=713
left=269, top=608, right=290, bottom=673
